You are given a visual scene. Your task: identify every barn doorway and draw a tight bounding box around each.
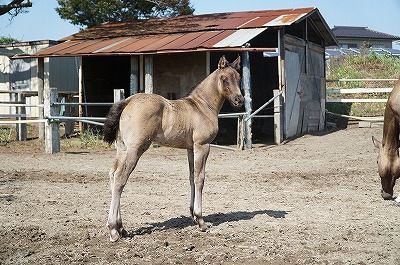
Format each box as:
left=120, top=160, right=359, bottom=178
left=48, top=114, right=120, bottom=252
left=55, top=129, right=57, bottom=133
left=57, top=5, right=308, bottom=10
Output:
left=82, top=56, right=130, bottom=118
left=210, top=52, right=279, bottom=145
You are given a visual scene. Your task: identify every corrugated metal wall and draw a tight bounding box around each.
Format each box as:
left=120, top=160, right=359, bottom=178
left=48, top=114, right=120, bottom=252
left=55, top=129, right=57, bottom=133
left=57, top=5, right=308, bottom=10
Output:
left=0, top=43, right=78, bottom=117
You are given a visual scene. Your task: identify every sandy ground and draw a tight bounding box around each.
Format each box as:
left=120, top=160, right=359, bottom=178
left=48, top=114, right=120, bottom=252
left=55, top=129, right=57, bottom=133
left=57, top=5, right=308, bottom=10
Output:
left=0, top=124, right=399, bottom=264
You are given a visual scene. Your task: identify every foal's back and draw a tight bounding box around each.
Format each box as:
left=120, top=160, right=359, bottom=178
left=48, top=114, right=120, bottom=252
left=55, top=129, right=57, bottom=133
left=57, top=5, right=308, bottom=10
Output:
left=119, top=93, right=217, bottom=150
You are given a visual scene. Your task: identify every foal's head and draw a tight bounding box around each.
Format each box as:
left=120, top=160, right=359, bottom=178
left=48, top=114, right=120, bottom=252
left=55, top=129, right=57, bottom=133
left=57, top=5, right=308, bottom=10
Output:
left=216, top=56, right=244, bottom=109
left=372, top=136, right=400, bottom=200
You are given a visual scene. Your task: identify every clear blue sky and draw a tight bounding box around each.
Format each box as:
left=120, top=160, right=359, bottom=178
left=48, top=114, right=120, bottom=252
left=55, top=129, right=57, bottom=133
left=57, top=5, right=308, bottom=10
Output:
left=1, top=0, right=399, bottom=48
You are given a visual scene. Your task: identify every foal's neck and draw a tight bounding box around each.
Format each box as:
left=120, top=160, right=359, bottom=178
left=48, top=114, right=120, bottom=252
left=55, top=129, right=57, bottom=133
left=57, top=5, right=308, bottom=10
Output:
left=186, top=71, right=225, bottom=113
left=382, top=105, right=399, bottom=155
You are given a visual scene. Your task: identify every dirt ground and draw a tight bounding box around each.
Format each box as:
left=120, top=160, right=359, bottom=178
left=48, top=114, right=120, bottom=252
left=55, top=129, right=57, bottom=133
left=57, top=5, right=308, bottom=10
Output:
left=0, top=124, right=399, bottom=264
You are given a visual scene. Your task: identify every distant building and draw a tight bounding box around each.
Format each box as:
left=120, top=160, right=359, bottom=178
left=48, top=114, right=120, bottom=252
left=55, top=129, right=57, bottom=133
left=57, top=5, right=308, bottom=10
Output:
left=330, top=26, right=400, bottom=49
left=0, top=40, right=78, bottom=117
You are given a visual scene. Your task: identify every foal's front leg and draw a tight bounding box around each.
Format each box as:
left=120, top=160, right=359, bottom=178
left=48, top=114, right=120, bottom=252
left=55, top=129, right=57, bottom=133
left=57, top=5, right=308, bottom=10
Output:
left=187, top=149, right=195, bottom=217
left=192, top=143, right=210, bottom=231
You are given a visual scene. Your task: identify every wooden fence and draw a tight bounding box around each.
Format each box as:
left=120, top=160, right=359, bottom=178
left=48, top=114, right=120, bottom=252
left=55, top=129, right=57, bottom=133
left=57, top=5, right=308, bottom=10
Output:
left=326, top=78, right=397, bottom=122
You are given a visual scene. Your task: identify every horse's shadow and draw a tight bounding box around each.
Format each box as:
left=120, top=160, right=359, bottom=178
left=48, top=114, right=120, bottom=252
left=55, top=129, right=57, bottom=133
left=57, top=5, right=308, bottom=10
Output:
left=126, top=209, right=288, bottom=238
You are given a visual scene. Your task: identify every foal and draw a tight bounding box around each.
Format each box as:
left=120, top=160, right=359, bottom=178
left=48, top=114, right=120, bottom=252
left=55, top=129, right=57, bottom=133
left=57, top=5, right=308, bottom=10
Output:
left=372, top=79, right=400, bottom=200
left=104, top=55, right=244, bottom=242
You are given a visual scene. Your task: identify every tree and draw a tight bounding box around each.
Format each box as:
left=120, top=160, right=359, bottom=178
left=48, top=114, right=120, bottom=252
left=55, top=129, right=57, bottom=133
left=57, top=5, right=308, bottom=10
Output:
left=55, top=0, right=194, bottom=29
left=0, top=36, right=20, bottom=44
left=0, top=0, right=32, bottom=17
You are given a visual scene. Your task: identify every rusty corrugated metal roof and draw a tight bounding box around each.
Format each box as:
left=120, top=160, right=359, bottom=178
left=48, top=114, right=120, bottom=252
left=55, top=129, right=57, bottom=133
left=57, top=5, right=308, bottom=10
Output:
left=31, top=7, right=336, bottom=57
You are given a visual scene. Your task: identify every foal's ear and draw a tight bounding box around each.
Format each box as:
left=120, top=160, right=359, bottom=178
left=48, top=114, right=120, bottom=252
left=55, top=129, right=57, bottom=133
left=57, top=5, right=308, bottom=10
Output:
left=231, top=55, right=241, bottom=72
left=218, top=55, right=229, bottom=69
left=372, top=136, right=382, bottom=149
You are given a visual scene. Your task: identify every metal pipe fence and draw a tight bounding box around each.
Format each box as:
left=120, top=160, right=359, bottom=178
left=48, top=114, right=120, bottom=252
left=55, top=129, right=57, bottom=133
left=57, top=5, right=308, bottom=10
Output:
left=0, top=87, right=282, bottom=153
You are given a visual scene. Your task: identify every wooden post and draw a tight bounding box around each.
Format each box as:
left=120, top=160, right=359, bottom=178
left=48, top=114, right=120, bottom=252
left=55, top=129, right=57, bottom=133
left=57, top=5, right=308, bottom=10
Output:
left=130, top=56, right=139, bottom=95
left=37, top=57, right=45, bottom=139
left=114, top=89, right=125, bottom=103
left=77, top=57, right=83, bottom=132
left=205, top=52, right=210, bottom=75
left=277, top=28, right=286, bottom=140
left=16, top=93, right=27, bottom=141
left=144, top=55, right=153, bottom=94
left=237, top=114, right=245, bottom=150
left=242, top=51, right=252, bottom=149
left=64, top=94, right=75, bottom=136
left=44, top=87, right=60, bottom=154
left=273, top=89, right=283, bottom=144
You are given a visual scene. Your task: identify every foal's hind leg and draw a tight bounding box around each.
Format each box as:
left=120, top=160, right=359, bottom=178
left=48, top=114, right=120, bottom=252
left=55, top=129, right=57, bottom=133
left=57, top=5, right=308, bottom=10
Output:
left=107, top=145, right=146, bottom=242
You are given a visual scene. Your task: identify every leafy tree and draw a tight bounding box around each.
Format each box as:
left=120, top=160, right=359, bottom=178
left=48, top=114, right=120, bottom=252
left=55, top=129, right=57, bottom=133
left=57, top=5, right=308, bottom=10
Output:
left=0, top=0, right=32, bottom=17
left=0, top=36, right=20, bottom=44
left=55, top=0, right=194, bottom=29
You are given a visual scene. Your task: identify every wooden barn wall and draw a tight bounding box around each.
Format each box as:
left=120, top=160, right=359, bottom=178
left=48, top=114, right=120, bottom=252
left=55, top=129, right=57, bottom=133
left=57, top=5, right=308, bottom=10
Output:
left=153, top=52, right=206, bottom=99
left=284, top=34, right=325, bottom=139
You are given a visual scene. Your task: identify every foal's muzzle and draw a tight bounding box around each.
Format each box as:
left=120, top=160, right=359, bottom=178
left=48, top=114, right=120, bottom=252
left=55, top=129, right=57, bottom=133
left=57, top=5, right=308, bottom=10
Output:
left=231, top=95, right=244, bottom=108
left=381, top=189, right=393, bottom=200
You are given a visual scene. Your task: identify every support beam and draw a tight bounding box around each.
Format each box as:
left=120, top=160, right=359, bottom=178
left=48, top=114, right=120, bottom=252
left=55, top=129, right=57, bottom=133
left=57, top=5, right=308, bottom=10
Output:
left=277, top=28, right=286, bottom=140
left=144, top=55, right=153, bottom=94
left=205, top=51, right=210, bottom=75
left=130, top=56, right=139, bottom=95
left=77, top=57, right=83, bottom=132
left=241, top=51, right=252, bottom=149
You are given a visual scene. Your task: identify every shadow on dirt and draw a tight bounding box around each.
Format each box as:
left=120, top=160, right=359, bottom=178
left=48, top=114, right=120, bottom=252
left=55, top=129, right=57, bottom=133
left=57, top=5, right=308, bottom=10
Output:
left=127, top=209, right=288, bottom=237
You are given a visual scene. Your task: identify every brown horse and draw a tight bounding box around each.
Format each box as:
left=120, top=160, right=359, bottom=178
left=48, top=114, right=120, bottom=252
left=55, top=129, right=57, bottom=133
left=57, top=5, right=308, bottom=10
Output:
left=372, top=79, right=400, bottom=200
left=103, top=55, right=244, bottom=242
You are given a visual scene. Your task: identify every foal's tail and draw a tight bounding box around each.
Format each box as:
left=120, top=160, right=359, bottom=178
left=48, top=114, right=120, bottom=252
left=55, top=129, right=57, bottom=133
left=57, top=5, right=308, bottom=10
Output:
left=103, top=99, right=129, bottom=144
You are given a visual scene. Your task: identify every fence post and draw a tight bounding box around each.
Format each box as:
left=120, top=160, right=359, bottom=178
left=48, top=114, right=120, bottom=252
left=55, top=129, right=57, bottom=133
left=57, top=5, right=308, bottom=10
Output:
left=237, top=114, right=245, bottom=150
left=44, top=87, right=60, bottom=154
left=273, top=89, right=283, bottom=144
left=16, top=93, right=27, bottom=141
left=113, top=89, right=125, bottom=103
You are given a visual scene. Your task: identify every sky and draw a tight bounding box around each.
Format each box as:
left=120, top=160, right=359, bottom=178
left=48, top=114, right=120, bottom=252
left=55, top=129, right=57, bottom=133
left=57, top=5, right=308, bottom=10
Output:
left=0, top=0, right=400, bottom=48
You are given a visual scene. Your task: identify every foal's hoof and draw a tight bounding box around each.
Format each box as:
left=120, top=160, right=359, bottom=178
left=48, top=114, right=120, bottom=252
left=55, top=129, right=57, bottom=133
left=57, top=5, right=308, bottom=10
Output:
left=199, top=223, right=209, bottom=232
left=109, top=228, right=128, bottom=242
left=109, top=229, right=121, bottom=242
left=194, top=217, right=210, bottom=232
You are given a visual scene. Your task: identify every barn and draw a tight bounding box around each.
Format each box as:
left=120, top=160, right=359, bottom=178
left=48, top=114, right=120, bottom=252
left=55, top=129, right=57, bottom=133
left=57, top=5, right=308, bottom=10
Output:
left=25, top=7, right=337, bottom=148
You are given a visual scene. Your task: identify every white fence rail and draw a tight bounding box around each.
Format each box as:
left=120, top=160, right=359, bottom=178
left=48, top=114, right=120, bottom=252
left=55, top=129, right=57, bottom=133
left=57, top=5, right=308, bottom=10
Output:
left=326, top=78, right=397, bottom=122
left=326, top=78, right=397, bottom=103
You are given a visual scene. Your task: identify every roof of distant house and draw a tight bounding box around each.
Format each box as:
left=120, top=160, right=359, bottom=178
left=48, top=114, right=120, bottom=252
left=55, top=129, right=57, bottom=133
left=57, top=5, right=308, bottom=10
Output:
left=331, top=26, right=400, bottom=40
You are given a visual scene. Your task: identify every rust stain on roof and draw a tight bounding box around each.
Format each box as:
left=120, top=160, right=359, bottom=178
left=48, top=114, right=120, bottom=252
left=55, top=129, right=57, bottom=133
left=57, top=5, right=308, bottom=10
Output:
left=30, top=7, right=336, bottom=57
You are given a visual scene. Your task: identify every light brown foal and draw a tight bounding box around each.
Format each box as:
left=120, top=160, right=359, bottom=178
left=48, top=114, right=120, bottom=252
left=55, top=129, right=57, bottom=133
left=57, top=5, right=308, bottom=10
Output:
left=103, top=55, right=244, bottom=242
left=372, top=79, right=400, bottom=200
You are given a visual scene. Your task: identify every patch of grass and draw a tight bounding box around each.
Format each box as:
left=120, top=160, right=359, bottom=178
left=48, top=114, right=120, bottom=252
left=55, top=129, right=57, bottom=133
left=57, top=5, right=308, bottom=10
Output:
left=62, top=128, right=110, bottom=149
left=0, top=127, right=15, bottom=143
left=327, top=53, right=400, bottom=120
